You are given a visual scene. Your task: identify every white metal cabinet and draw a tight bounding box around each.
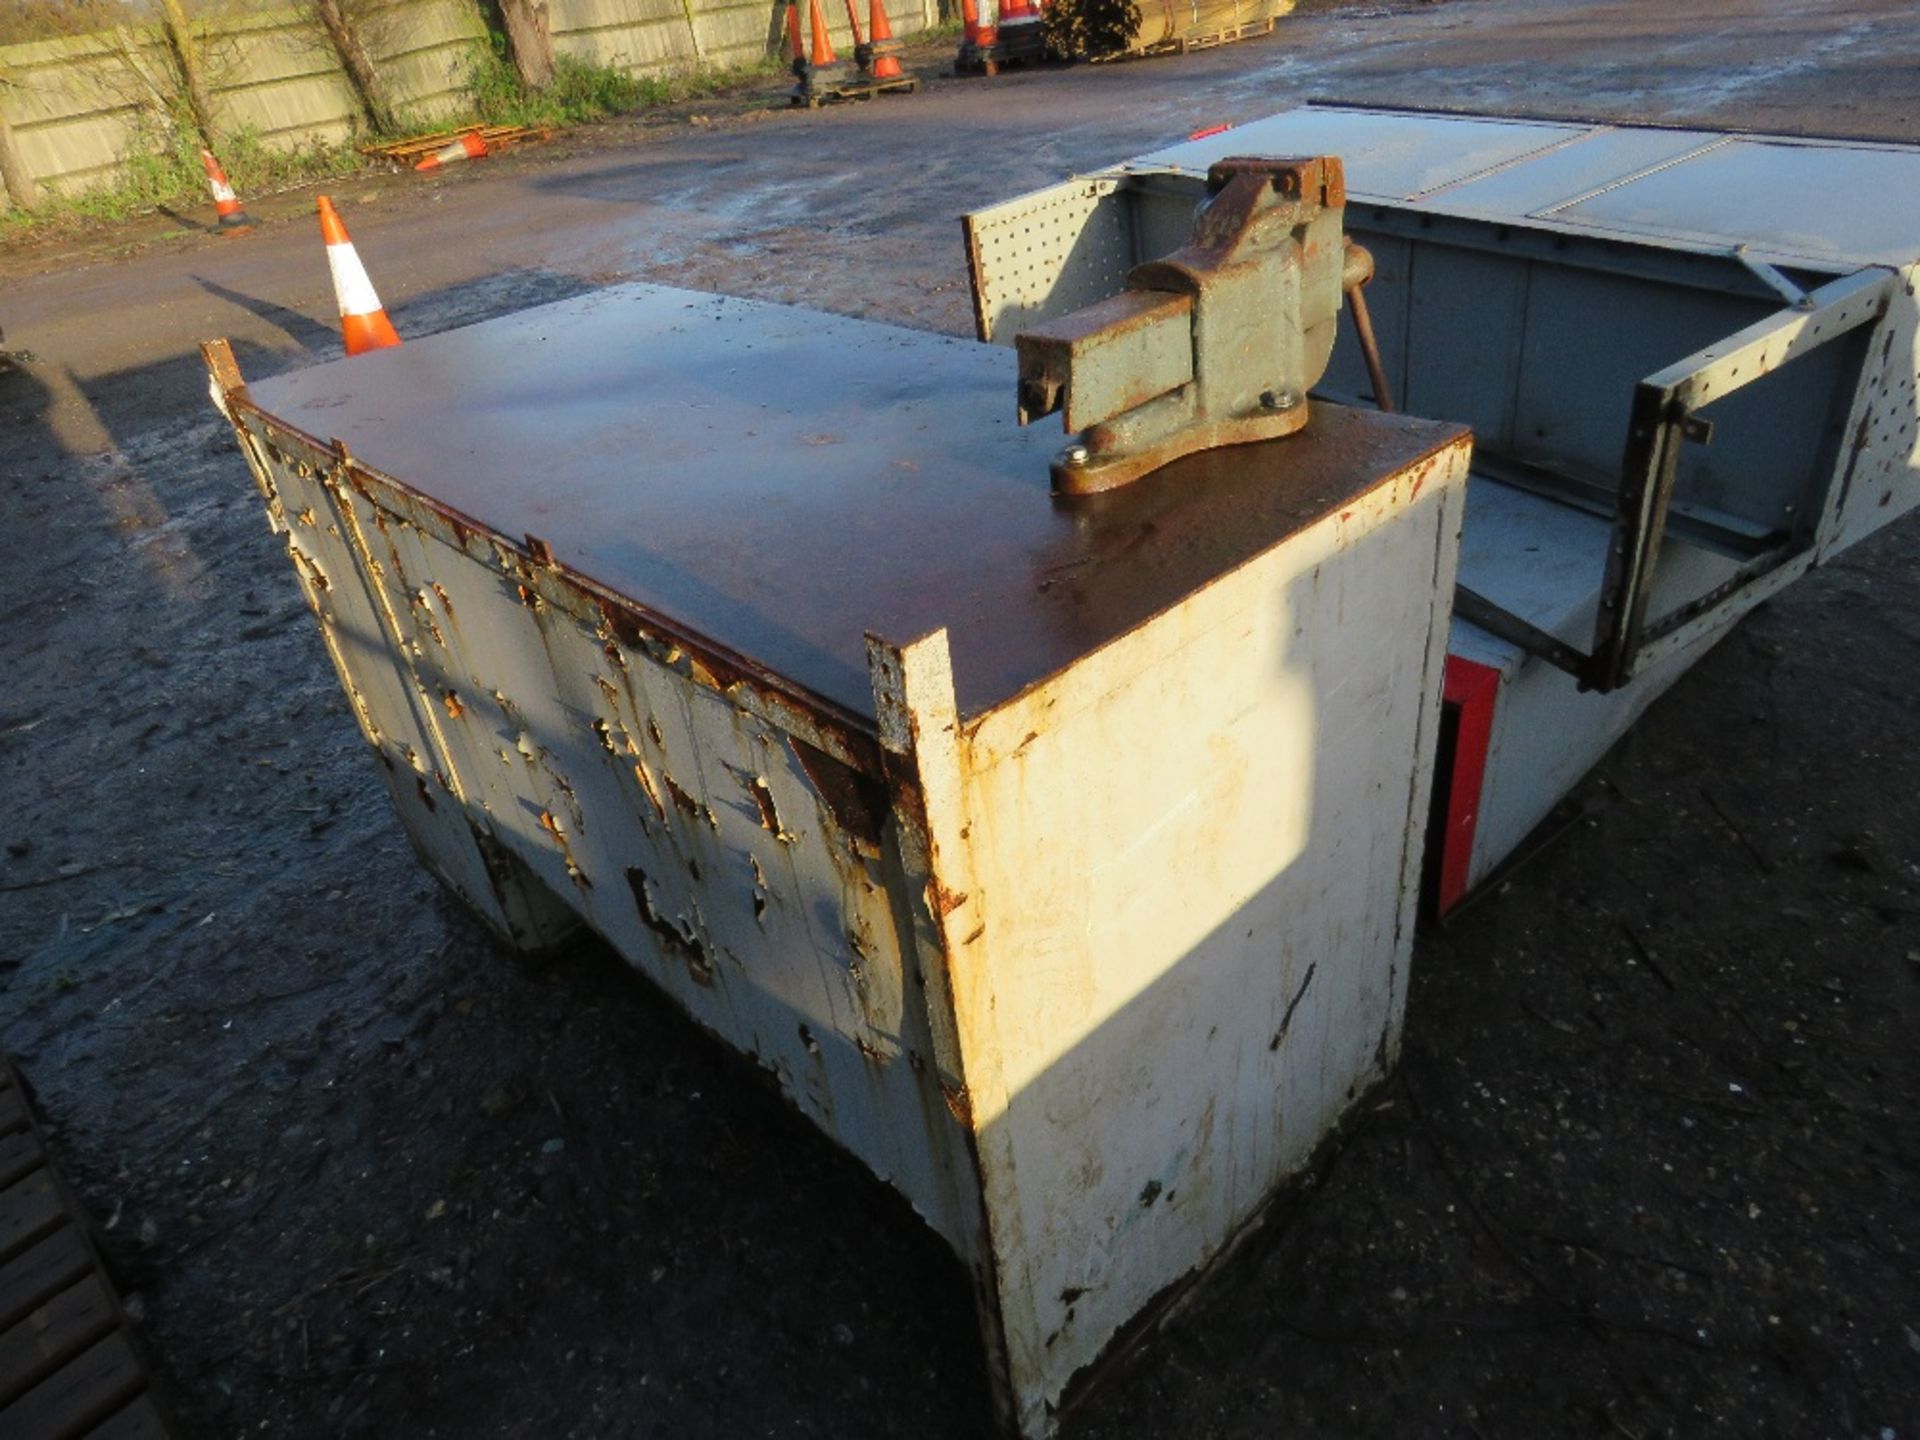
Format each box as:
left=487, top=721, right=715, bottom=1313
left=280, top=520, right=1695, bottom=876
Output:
left=207, top=286, right=1470, bottom=1435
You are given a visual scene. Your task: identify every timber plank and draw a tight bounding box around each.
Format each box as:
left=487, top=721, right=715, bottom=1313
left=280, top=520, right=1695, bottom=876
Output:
left=0, top=1172, right=65, bottom=1263
left=84, top=1394, right=170, bottom=1438
left=0, top=1129, right=40, bottom=1189
left=0, top=1226, right=93, bottom=1333
left=0, top=1333, right=145, bottom=1438
left=0, top=1055, right=171, bottom=1438
left=0, top=1274, right=120, bottom=1406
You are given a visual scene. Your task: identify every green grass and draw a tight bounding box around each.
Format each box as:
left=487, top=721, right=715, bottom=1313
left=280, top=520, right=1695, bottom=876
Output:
left=463, top=35, right=782, bottom=129
left=0, top=101, right=364, bottom=240
left=626, top=54, right=788, bottom=108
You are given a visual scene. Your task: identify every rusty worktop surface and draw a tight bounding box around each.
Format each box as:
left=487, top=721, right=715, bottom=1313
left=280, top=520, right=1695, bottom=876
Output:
left=244, top=285, right=1466, bottom=721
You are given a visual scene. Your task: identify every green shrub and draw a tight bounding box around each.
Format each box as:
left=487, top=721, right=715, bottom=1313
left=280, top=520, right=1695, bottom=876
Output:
left=462, top=33, right=778, bottom=129
left=219, top=125, right=366, bottom=198
left=464, top=35, right=641, bottom=127
left=0, top=101, right=361, bottom=237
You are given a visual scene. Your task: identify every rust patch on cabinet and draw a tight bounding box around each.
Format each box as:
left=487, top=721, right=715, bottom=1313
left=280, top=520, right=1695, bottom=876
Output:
left=624, top=867, right=714, bottom=986
left=788, top=737, right=888, bottom=853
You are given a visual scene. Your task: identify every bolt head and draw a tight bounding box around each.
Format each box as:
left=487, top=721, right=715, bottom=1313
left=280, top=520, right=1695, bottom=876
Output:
left=1060, top=443, right=1091, bottom=467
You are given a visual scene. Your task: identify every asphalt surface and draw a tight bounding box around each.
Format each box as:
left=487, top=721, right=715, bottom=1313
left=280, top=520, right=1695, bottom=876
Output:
left=2, top=1, right=1918, bottom=1436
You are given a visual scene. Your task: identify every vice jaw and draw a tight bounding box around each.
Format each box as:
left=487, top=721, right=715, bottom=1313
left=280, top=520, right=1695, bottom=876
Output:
left=1014, top=155, right=1370, bottom=496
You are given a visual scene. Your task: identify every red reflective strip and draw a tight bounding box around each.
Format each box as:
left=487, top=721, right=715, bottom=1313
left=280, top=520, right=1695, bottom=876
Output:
left=1189, top=123, right=1232, bottom=140
left=1436, top=654, right=1501, bottom=917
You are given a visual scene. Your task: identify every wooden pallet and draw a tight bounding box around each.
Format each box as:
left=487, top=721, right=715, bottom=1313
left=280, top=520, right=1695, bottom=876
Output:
left=0, top=1059, right=168, bottom=1439
left=790, top=74, right=920, bottom=108
left=1176, top=15, right=1274, bottom=51
left=357, top=124, right=555, bottom=163
left=1117, top=15, right=1275, bottom=58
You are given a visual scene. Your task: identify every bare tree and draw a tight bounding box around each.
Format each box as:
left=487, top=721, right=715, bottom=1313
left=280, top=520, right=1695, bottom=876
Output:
left=491, top=0, right=552, bottom=91
left=103, top=22, right=185, bottom=113
left=158, top=0, right=223, bottom=147
left=313, top=0, right=396, bottom=132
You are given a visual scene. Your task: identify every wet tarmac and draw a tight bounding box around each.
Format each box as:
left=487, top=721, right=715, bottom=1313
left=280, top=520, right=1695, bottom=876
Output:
left=2, top=1, right=1917, bottom=1435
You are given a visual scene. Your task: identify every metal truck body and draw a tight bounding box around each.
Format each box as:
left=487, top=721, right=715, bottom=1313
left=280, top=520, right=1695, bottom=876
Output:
left=965, top=104, right=1920, bottom=906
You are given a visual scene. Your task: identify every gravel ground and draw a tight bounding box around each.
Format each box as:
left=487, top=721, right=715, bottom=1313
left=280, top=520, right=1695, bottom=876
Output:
left=2, top=1, right=1917, bottom=1436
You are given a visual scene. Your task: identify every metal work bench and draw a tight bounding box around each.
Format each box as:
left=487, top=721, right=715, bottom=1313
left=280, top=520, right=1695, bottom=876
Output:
left=208, top=286, right=1470, bottom=1437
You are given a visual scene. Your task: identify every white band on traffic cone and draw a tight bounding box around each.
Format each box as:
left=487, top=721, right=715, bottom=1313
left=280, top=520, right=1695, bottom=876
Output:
left=326, top=241, right=385, bottom=319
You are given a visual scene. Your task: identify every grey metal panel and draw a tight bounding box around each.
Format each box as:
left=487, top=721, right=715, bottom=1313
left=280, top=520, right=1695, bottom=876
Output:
left=1554, top=138, right=1920, bottom=267
left=1383, top=240, right=1846, bottom=535
left=1130, top=182, right=1204, bottom=265
left=1461, top=610, right=1723, bottom=893
left=1326, top=226, right=1834, bottom=536
left=1402, top=244, right=1526, bottom=449
left=1114, top=108, right=1920, bottom=269
left=1509, top=267, right=1770, bottom=479
left=1458, top=477, right=1752, bottom=648
left=1673, top=333, right=1858, bottom=533
left=1423, top=126, right=1723, bottom=218
left=1327, top=222, right=1858, bottom=542
left=1121, top=108, right=1588, bottom=200
left=1458, top=478, right=1611, bottom=646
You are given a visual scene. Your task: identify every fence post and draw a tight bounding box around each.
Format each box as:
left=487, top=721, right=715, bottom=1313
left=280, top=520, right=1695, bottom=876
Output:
left=489, top=0, right=555, bottom=90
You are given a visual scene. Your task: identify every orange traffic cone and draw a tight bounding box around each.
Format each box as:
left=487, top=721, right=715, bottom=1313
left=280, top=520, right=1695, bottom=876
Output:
left=840, top=0, right=866, bottom=47
left=807, top=0, right=838, bottom=66
left=317, top=196, right=402, bottom=356
left=414, top=131, right=488, bottom=173
left=1001, top=0, right=1039, bottom=20
left=200, top=149, right=252, bottom=234
left=787, top=0, right=806, bottom=68
left=960, top=0, right=997, bottom=62
left=868, top=0, right=904, bottom=79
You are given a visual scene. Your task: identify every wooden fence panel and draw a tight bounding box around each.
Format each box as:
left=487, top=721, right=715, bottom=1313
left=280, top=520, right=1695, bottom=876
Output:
left=550, top=0, right=699, bottom=72
left=0, top=0, right=945, bottom=211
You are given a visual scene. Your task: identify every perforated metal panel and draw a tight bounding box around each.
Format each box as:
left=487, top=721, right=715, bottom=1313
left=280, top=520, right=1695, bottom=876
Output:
left=1818, top=260, right=1920, bottom=557
left=963, top=176, right=1132, bottom=342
